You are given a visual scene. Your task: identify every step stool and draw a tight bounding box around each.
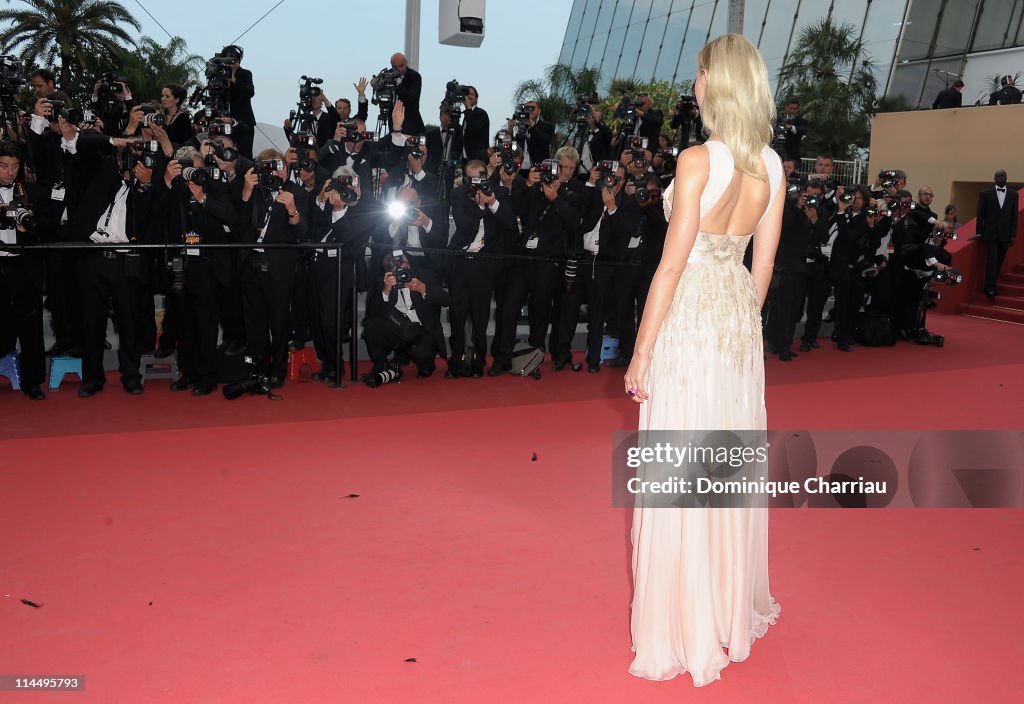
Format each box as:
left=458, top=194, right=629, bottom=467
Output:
left=0, top=352, right=21, bottom=391
left=600, top=336, right=620, bottom=362
left=141, top=352, right=178, bottom=381
left=288, top=347, right=321, bottom=381
left=49, top=356, right=83, bottom=390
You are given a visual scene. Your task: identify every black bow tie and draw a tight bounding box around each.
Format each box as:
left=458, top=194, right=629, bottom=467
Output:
left=996, top=187, right=1006, bottom=192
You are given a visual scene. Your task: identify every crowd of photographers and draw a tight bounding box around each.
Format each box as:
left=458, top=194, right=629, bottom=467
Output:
left=0, top=49, right=972, bottom=401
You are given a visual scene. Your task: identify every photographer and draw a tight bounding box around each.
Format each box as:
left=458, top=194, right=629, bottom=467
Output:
left=0, top=140, right=46, bottom=399
left=898, top=223, right=957, bottom=342
left=989, top=76, right=1023, bottom=105
left=237, top=150, right=307, bottom=388
left=508, top=100, right=554, bottom=175
left=606, top=172, right=666, bottom=368
left=308, top=167, right=373, bottom=384
left=372, top=53, right=424, bottom=135
left=795, top=180, right=832, bottom=352
left=363, top=251, right=449, bottom=379
left=828, top=185, right=876, bottom=351
left=445, top=159, right=518, bottom=378
left=220, top=45, right=256, bottom=158
left=334, top=77, right=370, bottom=123
left=460, top=86, right=490, bottom=164
left=777, top=98, right=808, bottom=162
left=489, top=155, right=579, bottom=376
left=89, top=73, right=135, bottom=136
left=284, top=79, right=342, bottom=152
left=373, top=186, right=446, bottom=275
left=319, top=117, right=389, bottom=190
left=768, top=183, right=821, bottom=360
left=553, top=160, right=629, bottom=372
left=70, top=131, right=160, bottom=397
left=669, top=93, right=705, bottom=150
left=155, top=146, right=238, bottom=395
left=576, top=107, right=613, bottom=180
left=426, top=102, right=462, bottom=190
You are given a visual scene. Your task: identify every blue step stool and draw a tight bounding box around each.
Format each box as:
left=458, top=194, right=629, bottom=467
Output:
left=49, top=356, right=83, bottom=390
left=0, top=352, right=21, bottom=391
left=600, top=336, right=620, bottom=362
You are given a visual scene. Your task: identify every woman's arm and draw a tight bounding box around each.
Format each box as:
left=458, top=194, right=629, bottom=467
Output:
left=623, top=147, right=708, bottom=401
left=751, top=175, right=786, bottom=308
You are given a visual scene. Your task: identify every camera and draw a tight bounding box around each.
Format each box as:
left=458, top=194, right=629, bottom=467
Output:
left=444, top=79, right=469, bottom=123
left=573, top=92, right=598, bottom=126
left=363, top=364, right=403, bottom=388
left=405, top=135, right=426, bottom=160
left=394, top=267, right=413, bottom=286
left=43, top=99, right=83, bottom=125
left=493, top=130, right=518, bottom=174
left=198, top=55, right=235, bottom=118
left=340, top=122, right=373, bottom=144
left=289, top=131, right=317, bottom=150
left=597, top=160, right=620, bottom=189
left=0, top=200, right=35, bottom=232
left=633, top=177, right=661, bottom=205
left=223, top=355, right=274, bottom=400
left=933, top=267, right=963, bottom=285
left=537, top=159, right=560, bottom=185
left=806, top=195, right=820, bottom=208
left=256, top=159, right=285, bottom=190
left=0, top=55, right=25, bottom=94
left=138, top=105, right=165, bottom=128
left=512, top=103, right=534, bottom=141
left=291, top=75, right=323, bottom=135
left=675, top=95, right=697, bottom=114
left=122, top=140, right=161, bottom=171
left=628, top=136, right=649, bottom=166
left=178, top=158, right=224, bottom=186
left=878, top=169, right=900, bottom=188
left=466, top=176, right=493, bottom=197
left=95, top=71, right=128, bottom=107
left=614, top=94, right=644, bottom=135
left=210, top=141, right=238, bottom=162
left=657, top=147, right=679, bottom=160
left=387, top=202, right=420, bottom=222
left=208, top=121, right=233, bottom=137
left=326, top=175, right=358, bottom=202
left=372, top=66, right=400, bottom=115
left=839, top=188, right=854, bottom=204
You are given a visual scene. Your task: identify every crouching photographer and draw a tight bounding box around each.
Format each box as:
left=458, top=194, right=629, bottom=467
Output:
left=898, top=226, right=960, bottom=346
left=156, top=146, right=238, bottom=395
left=308, top=167, right=373, bottom=384
left=362, top=251, right=449, bottom=382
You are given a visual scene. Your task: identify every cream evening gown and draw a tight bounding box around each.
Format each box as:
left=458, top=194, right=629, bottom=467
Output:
left=629, top=140, right=783, bottom=687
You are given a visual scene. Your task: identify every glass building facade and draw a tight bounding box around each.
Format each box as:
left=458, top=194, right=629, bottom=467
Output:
left=558, top=0, right=1024, bottom=107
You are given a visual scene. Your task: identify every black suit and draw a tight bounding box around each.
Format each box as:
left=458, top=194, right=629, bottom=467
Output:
left=395, top=68, right=425, bottom=135
left=228, top=66, right=257, bottom=157
left=237, top=180, right=308, bottom=380
left=363, top=264, right=450, bottom=373
left=461, top=106, right=490, bottom=164
left=522, top=119, right=555, bottom=169
left=932, top=87, right=962, bottom=109
left=989, top=85, right=1023, bottom=105
left=780, top=115, right=808, bottom=161
left=636, top=109, right=664, bottom=147
left=977, top=186, right=1019, bottom=292
left=0, top=182, right=46, bottom=390
left=447, top=185, right=518, bottom=371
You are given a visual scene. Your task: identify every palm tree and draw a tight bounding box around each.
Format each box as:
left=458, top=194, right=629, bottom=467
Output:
left=112, top=36, right=204, bottom=103
left=0, top=0, right=140, bottom=97
left=776, top=18, right=878, bottom=159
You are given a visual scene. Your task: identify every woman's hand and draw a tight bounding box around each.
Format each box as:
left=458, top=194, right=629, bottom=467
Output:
left=623, top=352, right=651, bottom=403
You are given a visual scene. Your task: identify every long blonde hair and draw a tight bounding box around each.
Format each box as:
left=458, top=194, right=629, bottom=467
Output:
left=697, top=34, right=775, bottom=180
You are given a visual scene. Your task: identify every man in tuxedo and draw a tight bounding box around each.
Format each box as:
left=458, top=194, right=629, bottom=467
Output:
left=373, top=53, right=424, bottom=135
left=633, top=92, right=664, bottom=147
left=989, top=76, right=1023, bottom=105
left=976, top=170, right=1018, bottom=298
left=363, top=252, right=449, bottom=378
left=670, top=97, right=706, bottom=150
left=0, top=140, right=47, bottom=400
left=932, top=79, right=964, bottom=109
left=576, top=107, right=613, bottom=181
left=221, top=45, right=256, bottom=158
left=778, top=99, right=808, bottom=162
left=445, top=159, right=518, bottom=377
left=237, top=150, right=307, bottom=387
left=511, top=101, right=555, bottom=174
left=460, top=86, right=490, bottom=164
left=71, top=131, right=159, bottom=397
left=372, top=186, right=446, bottom=275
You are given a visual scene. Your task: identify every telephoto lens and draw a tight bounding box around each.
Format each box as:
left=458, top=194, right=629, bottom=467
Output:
left=364, top=366, right=403, bottom=388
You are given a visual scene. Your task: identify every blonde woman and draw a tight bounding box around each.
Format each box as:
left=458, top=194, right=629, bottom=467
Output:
left=623, top=34, right=784, bottom=686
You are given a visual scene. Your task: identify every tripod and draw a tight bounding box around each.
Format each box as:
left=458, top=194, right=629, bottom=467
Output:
left=437, top=106, right=463, bottom=207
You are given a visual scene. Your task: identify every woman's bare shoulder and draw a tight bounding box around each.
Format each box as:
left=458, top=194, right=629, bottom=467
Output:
left=675, top=143, right=711, bottom=183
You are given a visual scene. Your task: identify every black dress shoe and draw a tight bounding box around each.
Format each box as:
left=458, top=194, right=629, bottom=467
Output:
left=154, top=346, right=175, bottom=359
left=778, top=350, right=795, bottom=361
left=170, top=378, right=192, bottom=392
left=798, top=341, right=812, bottom=353
left=551, top=359, right=568, bottom=372
left=837, top=342, right=852, bottom=352
left=486, top=364, right=510, bottom=377
left=78, top=382, right=102, bottom=398
left=587, top=363, right=600, bottom=373
left=23, top=386, right=46, bottom=400
left=191, top=381, right=216, bottom=396
left=417, top=368, right=433, bottom=378
left=124, top=381, right=144, bottom=395
left=268, top=375, right=284, bottom=390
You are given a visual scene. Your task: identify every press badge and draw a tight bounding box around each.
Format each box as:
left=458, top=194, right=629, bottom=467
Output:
left=184, top=231, right=201, bottom=256
left=525, top=234, right=539, bottom=250
left=51, top=182, right=66, bottom=202
left=628, top=235, right=642, bottom=249
left=327, top=248, right=338, bottom=257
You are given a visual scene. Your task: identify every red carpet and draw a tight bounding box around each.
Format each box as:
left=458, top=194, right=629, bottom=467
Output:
left=2, top=312, right=1023, bottom=703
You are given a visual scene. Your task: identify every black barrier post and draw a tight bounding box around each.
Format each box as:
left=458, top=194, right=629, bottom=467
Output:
left=350, top=258, right=359, bottom=382
left=332, top=242, right=345, bottom=388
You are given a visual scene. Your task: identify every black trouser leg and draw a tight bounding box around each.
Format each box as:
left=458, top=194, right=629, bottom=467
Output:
left=363, top=315, right=400, bottom=369
left=985, top=238, right=1010, bottom=291
left=448, top=258, right=471, bottom=362
left=241, top=261, right=270, bottom=373
left=526, top=261, right=560, bottom=355
left=78, top=255, right=111, bottom=387
left=555, top=271, right=585, bottom=364
left=800, top=268, right=830, bottom=343
left=768, top=273, right=797, bottom=353
left=494, top=266, right=529, bottom=367
left=585, top=264, right=613, bottom=365
left=110, top=268, right=142, bottom=387
left=179, top=261, right=219, bottom=385
left=290, top=257, right=312, bottom=343
left=311, top=256, right=352, bottom=375
left=614, top=265, right=641, bottom=359
left=490, top=263, right=508, bottom=359
left=466, top=260, right=498, bottom=364
left=0, top=257, right=45, bottom=388
left=832, top=277, right=853, bottom=345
